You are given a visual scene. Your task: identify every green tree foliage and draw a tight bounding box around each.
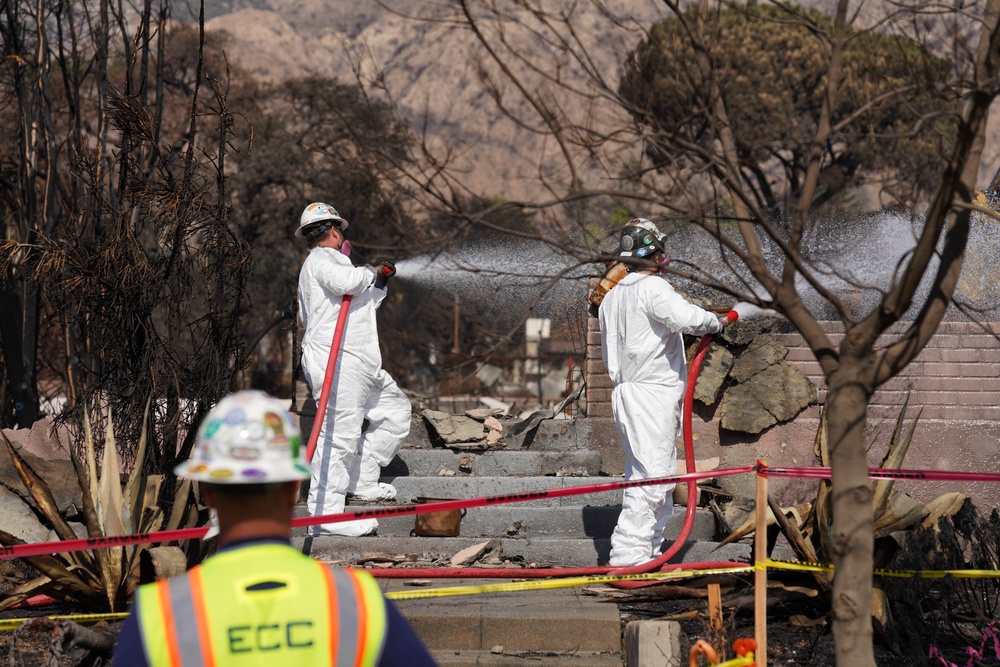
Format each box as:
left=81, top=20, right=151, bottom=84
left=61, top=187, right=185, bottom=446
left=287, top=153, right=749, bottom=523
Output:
left=619, top=3, right=960, bottom=216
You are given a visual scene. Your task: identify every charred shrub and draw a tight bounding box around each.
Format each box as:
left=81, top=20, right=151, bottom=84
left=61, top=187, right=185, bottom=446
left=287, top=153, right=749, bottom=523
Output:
left=884, top=500, right=1000, bottom=661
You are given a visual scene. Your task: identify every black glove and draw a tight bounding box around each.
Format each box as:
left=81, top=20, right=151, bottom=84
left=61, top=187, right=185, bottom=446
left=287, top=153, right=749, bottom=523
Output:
left=373, top=260, right=396, bottom=289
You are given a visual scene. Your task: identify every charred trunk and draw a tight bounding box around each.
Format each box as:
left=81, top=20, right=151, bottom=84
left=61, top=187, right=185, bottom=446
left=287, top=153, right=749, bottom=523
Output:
left=825, top=359, right=876, bottom=667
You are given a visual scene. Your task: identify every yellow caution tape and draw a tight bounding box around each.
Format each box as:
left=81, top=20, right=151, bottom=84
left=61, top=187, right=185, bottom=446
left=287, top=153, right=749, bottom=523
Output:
left=767, top=557, right=1000, bottom=579
left=766, top=558, right=833, bottom=573
left=385, top=566, right=754, bottom=601
left=874, top=567, right=1000, bottom=579
left=0, top=612, right=128, bottom=631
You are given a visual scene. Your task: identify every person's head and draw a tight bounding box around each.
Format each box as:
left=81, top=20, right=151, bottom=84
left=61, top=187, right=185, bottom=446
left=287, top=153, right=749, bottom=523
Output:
left=175, top=390, right=311, bottom=537
left=296, top=202, right=350, bottom=250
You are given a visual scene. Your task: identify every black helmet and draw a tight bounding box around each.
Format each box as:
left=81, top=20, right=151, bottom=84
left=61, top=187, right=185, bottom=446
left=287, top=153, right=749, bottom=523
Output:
left=619, top=224, right=665, bottom=258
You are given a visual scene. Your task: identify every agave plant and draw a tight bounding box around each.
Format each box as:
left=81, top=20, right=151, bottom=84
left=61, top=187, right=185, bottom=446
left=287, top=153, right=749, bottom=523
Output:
left=0, top=398, right=202, bottom=612
left=718, top=395, right=967, bottom=632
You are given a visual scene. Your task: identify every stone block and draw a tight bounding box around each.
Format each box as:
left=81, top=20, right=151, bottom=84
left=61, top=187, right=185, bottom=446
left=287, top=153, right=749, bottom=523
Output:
left=624, top=620, right=686, bottom=667
left=693, top=342, right=734, bottom=405
left=730, top=335, right=788, bottom=383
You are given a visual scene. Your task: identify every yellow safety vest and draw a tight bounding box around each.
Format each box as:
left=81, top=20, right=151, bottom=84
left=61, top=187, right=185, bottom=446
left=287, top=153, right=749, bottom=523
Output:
left=135, top=543, right=387, bottom=667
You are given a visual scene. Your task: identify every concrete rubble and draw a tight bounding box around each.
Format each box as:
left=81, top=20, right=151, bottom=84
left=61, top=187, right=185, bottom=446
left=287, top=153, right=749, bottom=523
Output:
left=421, top=408, right=505, bottom=449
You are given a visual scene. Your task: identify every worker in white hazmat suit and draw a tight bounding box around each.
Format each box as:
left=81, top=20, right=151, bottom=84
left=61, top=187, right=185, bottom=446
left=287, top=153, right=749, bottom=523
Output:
left=296, top=202, right=411, bottom=537
left=598, top=220, right=732, bottom=566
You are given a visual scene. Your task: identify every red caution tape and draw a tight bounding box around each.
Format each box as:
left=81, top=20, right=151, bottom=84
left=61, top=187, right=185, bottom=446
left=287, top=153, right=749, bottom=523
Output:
left=0, top=467, right=753, bottom=560
left=6, top=463, right=997, bottom=561
left=763, top=465, right=1000, bottom=484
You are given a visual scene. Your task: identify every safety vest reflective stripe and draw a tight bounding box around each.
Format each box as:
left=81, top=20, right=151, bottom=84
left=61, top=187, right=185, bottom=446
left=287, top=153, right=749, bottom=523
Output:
left=136, top=544, right=387, bottom=667
left=156, top=579, right=182, bottom=667
left=158, top=567, right=213, bottom=667
left=345, top=569, right=366, bottom=667
left=348, top=568, right=388, bottom=666
left=321, top=564, right=340, bottom=664
left=323, top=564, right=361, bottom=667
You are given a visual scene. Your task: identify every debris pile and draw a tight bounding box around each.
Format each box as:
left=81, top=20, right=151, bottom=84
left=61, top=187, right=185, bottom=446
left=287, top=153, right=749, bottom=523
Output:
left=421, top=408, right=505, bottom=449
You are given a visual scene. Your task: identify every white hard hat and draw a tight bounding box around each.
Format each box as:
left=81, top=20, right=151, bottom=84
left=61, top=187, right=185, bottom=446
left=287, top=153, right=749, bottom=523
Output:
left=295, top=202, right=349, bottom=238
left=628, top=218, right=665, bottom=242
left=175, top=390, right=310, bottom=484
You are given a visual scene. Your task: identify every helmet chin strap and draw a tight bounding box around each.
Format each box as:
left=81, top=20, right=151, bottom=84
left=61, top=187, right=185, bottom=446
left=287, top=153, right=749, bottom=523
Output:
left=303, top=220, right=335, bottom=243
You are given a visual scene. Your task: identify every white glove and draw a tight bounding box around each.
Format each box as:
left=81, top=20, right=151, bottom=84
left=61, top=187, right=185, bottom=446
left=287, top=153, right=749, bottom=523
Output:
left=203, top=507, right=220, bottom=541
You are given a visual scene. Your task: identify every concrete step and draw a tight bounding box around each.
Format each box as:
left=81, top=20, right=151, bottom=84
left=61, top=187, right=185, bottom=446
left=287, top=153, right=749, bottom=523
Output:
left=377, top=579, right=621, bottom=656
left=295, top=505, right=718, bottom=541
left=295, top=534, right=752, bottom=567
left=383, top=476, right=626, bottom=506
left=386, top=448, right=602, bottom=478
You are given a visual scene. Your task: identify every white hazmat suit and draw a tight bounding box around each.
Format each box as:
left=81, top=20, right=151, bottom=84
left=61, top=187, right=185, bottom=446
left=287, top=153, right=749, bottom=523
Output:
left=298, top=247, right=411, bottom=536
left=599, top=271, right=722, bottom=566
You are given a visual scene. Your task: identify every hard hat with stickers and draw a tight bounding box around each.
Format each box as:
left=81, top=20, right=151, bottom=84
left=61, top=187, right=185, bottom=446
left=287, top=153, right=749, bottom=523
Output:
left=175, top=390, right=311, bottom=483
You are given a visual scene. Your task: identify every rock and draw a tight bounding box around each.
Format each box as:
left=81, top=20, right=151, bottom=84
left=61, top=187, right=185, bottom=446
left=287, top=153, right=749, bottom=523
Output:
left=0, top=416, right=72, bottom=460
left=719, top=383, right=777, bottom=433
left=421, top=409, right=486, bottom=445
left=483, top=416, right=502, bottom=433
left=403, top=579, right=433, bottom=587
left=0, top=445, right=82, bottom=513
left=754, top=362, right=818, bottom=422
left=730, top=335, right=789, bottom=383
left=139, top=546, right=188, bottom=584
left=464, top=407, right=502, bottom=421
left=693, top=342, right=735, bottom=405
left=450, top=540, right=491, bottom=566
left=46, top=521, right=88, bottom=543
left=720, top=315, right=783, bottom=346
left=719, top=362, right=817, bottom=433
left=0, top=485, right=52, bottom=545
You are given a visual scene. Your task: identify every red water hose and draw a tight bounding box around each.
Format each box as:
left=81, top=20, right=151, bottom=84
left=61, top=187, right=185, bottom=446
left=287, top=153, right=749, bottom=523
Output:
left=305, top=296, right=352, bottom=463
left=368, top=310, right=738, bottom=580
left=602, top=327, right=719, bottom=588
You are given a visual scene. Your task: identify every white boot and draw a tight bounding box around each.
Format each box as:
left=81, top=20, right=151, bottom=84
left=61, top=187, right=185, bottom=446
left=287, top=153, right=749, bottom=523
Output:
left=307, top=518, right=378, bottom=537
left=347, top=454, right=397, bottom=501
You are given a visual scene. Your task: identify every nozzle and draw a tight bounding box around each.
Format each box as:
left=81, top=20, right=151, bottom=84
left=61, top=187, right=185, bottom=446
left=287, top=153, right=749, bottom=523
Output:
left=725, top=308, right=739, bottom=323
